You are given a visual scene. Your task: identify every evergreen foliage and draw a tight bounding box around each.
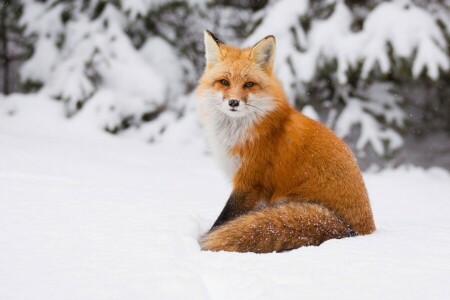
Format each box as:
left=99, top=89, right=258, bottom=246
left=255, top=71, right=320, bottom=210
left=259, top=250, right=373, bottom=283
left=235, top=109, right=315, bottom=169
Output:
left=1, top=0, right=449, bottom=168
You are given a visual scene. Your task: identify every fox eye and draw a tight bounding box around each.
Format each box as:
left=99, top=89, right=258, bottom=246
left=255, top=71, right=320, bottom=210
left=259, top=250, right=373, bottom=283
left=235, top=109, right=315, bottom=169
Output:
left=220, top=79, right=229, bottom=86
left=244, top=82, right=254, bottom=88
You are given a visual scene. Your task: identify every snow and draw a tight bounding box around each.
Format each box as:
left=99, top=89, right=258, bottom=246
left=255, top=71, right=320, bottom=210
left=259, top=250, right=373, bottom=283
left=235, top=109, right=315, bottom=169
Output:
left=361, top=1, right=449, bottom=80
left=19, top=36, right=59, bottom=83
left=301, top=105, right=319, bottom=121
left=246, top=0, right=309, bottom=99
left=140, top=37, right=193, bottom=99
left=122, top=0, right=205, bottom=19
left=335, top=97, right=404, bottom=156
left=1, top=95, right=450, bottom=299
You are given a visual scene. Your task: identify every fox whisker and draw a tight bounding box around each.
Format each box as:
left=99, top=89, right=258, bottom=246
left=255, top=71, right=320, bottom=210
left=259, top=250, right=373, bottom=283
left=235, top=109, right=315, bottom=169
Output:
left=246, top=103, right=264, bottom=112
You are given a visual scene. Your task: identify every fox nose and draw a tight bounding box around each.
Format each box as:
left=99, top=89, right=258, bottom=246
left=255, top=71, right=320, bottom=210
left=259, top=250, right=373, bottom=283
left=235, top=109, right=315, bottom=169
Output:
left=228, top=99, right=240, bottom=108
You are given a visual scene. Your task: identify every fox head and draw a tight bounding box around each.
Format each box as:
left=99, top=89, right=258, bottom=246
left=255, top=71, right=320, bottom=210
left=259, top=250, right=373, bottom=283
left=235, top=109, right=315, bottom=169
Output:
left=197, top=30, right=286, bottom=119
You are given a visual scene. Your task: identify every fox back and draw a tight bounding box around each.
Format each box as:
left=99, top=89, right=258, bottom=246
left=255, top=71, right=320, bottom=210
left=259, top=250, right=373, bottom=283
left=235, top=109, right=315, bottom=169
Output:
left=197, top=31, right=375, bottom=253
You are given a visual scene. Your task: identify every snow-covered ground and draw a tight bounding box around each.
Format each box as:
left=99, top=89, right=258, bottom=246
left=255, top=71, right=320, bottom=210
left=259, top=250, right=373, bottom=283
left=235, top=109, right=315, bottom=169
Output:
left=1, top=96, right=450, bottom=300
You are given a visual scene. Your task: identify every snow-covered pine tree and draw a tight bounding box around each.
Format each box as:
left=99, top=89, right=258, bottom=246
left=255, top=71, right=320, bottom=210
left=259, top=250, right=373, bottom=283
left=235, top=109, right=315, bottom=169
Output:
left=19, top=0, right=192, bottom=137
left=246, top=0, right=450, bottom=168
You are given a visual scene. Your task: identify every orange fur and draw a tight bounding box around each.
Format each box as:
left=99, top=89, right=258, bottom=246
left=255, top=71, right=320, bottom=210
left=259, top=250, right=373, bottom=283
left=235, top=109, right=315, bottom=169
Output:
left=200, top=202, right=352, bottom=253
left=197, top=31, right=375, bottom=253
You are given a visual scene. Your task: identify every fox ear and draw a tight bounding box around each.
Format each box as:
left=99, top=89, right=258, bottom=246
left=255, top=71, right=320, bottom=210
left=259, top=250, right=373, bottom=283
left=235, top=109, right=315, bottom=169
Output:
left=204, top=30, right=224, bottom=66
left=250, top=35, right=276, bottom=71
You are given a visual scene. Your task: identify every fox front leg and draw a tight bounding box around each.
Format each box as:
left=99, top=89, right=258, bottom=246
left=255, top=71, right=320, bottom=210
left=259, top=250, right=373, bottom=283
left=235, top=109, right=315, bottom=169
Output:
left=211, top=190, right=259, bottom=230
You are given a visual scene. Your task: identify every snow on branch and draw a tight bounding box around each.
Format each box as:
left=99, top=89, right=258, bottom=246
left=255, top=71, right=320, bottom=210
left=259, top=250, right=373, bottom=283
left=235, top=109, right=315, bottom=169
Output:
left=19, top=0, right=189, bottom=135
left=335, top=95, right=404, bottom=157
left=360, top=1, right=449, bottom=80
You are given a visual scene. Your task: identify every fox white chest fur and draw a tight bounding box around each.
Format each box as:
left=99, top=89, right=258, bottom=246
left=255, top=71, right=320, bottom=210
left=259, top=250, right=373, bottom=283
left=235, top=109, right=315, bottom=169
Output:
left=197, top=92, right=256, bottom=179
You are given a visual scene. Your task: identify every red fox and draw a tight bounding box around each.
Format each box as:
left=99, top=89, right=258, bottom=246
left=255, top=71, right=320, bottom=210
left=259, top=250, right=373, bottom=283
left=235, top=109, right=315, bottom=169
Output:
left=196, top=30, right=376, bottom=253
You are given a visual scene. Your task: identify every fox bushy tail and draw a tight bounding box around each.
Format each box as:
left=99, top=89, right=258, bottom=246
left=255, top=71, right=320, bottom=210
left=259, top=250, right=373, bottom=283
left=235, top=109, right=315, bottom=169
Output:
left=200, top=203, right=354, bottom=253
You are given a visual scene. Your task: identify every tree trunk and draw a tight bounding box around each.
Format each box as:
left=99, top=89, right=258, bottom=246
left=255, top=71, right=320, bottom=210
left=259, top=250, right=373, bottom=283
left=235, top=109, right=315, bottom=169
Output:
left=1, top=3, right=10, bottom=95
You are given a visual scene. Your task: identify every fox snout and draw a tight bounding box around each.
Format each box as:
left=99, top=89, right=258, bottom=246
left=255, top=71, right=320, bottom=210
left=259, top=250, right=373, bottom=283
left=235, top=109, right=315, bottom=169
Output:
left=225, top=98, right=243, bottom=113
left=228, top=99, right=240, bottom=107
left=228, top=99, right=240, bottom=108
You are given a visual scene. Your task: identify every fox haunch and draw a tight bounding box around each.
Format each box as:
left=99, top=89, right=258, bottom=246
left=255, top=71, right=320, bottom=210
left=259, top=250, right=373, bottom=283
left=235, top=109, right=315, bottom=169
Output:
left=196, top=30, right=375, bottom=253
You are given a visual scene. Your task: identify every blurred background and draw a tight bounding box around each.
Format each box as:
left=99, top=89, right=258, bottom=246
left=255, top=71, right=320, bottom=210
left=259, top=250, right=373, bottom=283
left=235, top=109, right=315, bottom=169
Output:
left=1, top=0, right=449, bottom=170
